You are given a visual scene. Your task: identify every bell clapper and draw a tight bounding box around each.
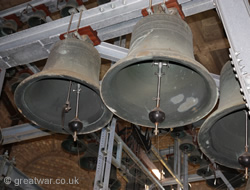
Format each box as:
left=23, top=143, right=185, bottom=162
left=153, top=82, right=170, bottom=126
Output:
left=65, top=81, right=72, bottom=112
left=238, top=110, right=250, bottom=179
left=62, top=81, right=73, bottom=130
left=149, top=62, right=168, bottom=135
left=68, top=83, right=83, bottom=141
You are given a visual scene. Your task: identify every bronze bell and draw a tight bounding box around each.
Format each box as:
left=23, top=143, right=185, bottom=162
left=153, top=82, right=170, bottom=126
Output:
left=101, top=13, right=218, bottom=129
left=179, top=134, right=195, bottom=153
left=188, top=148, right=202, bottom=165
left=61, top=136, right=87, bottom=154
left=170, top=127, right=186, bottom=139
left=14, top=37, right=112, bottom=134
left=60, top=0, right=78, bottom=17
left=27, top=10, right=47, bottom=28
left=79, top=143, right=99, bottom=171
left=0, top=19, right=17, bottom=37
left=198, top=62, right=249, bottom=170
left=196, top=160, right=213, bottom=177
left=206, top=167, right=245, bottom=189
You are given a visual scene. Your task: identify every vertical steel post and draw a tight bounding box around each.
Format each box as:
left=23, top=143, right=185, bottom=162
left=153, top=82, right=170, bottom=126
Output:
left=94, top=118, right=116, bottom=190
left=0, top=69, right=6, bottom=97
left=183, top=153, right=188, bottom=190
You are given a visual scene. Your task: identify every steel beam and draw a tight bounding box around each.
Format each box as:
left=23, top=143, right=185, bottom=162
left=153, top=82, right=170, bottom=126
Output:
left=215, top=0, right=250, bottom=113
left=0, top=155, right=43, bottom=190
left=161, top=174, right=215, bottom=186
left=95, top=42, right=128, bottom=62
left=0, top=0, right=215, bottom=69
left=215, top=170, right=234, bottom=190
left=181, top=0, right=215, bottom=16
left=114, top=133, right=165, bottom=190
left=2, top=124, right=51, bottom=145
left=94, top=118, right=116, bottom=190
left=183, top=153, right=189, bottom=190
left=151, top=145, right=183, bottom=189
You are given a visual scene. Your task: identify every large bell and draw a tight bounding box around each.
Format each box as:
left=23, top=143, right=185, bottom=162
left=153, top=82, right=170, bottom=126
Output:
left=27, top=10, right=46, bottom=28
left=188, top=148, right=202, bottom=165
left=179, top=134, right=195, bottom=153
left=101, top=13, right=218, bottom=129
left=60, top=0, right=78, bottom=17
left=61, top=136, right=87, bottom=154
left=14, top=37, right=112, bottom=134
left=198, top=62, right=249, bottom=170
left=196, top=160, right=213, bottom=177
left=0, top=19, right=17, bottom=37
left=79, top=143, right=99, bottom=171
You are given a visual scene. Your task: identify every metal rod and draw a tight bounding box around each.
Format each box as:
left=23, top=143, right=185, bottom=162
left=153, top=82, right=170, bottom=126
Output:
left=0, top=69, right=6, bottom=97
left=177, top=140, right=181, bottom=190
left=67, top=13, right=74, bottom=35
left=114, top=134, right=165, bottom=190
left=149, top=0, right=152, bottom=9
left=63, top=81, right=72, bottom=113
left=183, top=153, right=189, bottom=190
left=156, top=62, right=163, bottom=108
left=246, top=110, right=248, bottom=152
left=76, top=10, right=83, bottom=33
left=75, top=83, right=81, bottom=118
left=151, top=145, right=184, bottom=189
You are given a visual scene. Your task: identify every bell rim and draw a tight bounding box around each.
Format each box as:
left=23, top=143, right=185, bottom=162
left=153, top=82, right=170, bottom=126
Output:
left=198, top=103, right=246, bottom=170
left=101, top=51, right=219, bottom=129
left=14, top=71, right=113, bottom=135
left=61, top=139, right=87, bottom=154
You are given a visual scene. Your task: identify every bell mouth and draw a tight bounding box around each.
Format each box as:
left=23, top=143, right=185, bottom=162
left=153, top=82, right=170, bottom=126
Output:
left=15, top=72, right=112, bottom=134
left=198, top=106, right=248, bottom=170
left=101, top=53, right=218, bottom=129
left=28, top=17, right=46, bottom=27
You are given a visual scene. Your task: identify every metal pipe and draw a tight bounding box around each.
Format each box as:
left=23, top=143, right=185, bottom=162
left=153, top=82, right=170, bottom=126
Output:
left=183, top=153, right=189, bottom=190
left=114, top=133, right=164, bottom=190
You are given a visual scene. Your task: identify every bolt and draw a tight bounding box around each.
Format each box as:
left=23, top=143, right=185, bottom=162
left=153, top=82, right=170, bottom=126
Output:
left=235, top=52, right=240, bottom=56
left=111, top=3, right=115, bottom=9
left=231, top=61, right=234, bottom=65
left=229, top=54, right=232, bottom=58
left=240, top=88, right=244, bottom=93
left=245, top=75, right=250, bottom=85
left=243, top=96, right=246, bottom=101
left=237, top=59, right=242, bottom=62
left=235, top=74, right=238, bottom=79
left=99, top=7, right=104, bottom=12
left=233, top=68, right=236, bottom=72
left=246, top=104, right=249, bottom=108
left=248, top=111, right=250, bottom=116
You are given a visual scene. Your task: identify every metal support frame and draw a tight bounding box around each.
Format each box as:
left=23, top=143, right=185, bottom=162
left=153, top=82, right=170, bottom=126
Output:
left=161, top=174, right=215, bottom=186
left=114, top=133, right=165, bottom=190
left=215, top=0, right=250, bottom=112
left=174, top=138, right=182, bottom=189
left=1, top=124, right=51, bottom=145
left=94, top=118, right=116, bottom=190
left=0, top=0, right=215, bottom=69
left=0, top=154, right=43, bottom=190
left=151, top=145, right=183, bottom=189
left=183, top=152, right=189, bottom=190
left=215, top=170, right=234, bottom=190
